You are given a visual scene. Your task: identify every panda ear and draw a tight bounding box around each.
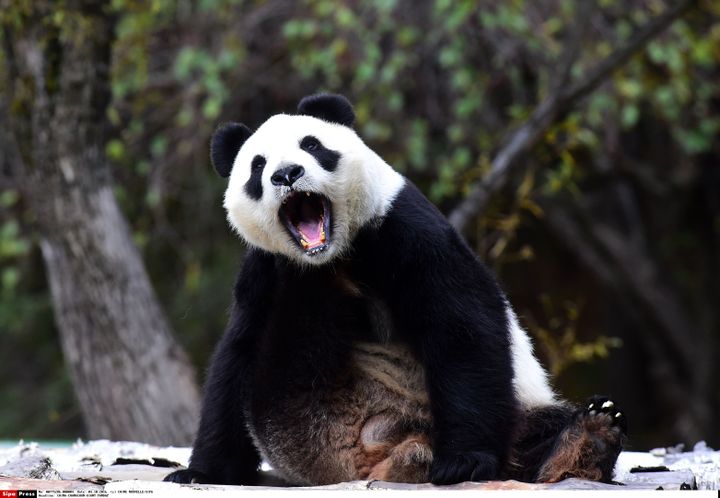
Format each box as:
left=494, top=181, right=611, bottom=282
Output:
left=211, top=122, right=253, bottom=178
left=297, top=93, right=355, bottom=127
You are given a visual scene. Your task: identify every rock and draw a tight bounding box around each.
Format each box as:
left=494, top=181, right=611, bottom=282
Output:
left=0, top=477, right=99, bottom=491
left=0, top=455, right=60, bottom=480
left=619, top=470, right=696, bottom=490
left=0, top=440, right=718, bottom=491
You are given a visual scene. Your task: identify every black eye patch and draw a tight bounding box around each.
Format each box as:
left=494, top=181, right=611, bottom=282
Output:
left=300, top=135, right=340, bottom=172
left=244, top=155, right=266, bottom=200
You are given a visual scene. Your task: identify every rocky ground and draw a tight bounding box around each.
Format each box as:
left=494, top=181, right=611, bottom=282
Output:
left=0, top=440, right=718, bottom=492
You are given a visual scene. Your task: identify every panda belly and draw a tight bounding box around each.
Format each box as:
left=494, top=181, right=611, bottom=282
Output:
left=247, top=341, right=433, bottom=486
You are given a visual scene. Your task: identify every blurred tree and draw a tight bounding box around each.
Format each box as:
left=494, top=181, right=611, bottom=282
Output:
left=445, top=0, right=712, bottom=442
left=0, top=1, right=199, bottom=445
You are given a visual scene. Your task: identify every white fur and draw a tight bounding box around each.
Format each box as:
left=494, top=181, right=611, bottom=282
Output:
left=506, top=305, right=557, bottom=408
left=224, top=114, right=405, bottom=265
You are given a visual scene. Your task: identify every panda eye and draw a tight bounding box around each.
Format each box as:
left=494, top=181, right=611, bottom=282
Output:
left=251, top=155, right=266, bottom=172
left=300, top=136, right=321, bottom=152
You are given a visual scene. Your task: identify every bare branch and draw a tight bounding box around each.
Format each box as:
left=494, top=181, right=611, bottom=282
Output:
left=448, top=0, right=698, bottom=233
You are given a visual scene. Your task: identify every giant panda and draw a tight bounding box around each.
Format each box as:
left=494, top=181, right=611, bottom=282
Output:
left=165, top=94, right=626, bottom=486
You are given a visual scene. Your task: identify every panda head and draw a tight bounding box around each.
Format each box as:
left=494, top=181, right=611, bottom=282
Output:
left=215, top=94, right=404, bottom=266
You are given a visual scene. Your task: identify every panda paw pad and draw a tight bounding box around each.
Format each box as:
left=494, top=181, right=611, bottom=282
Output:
left=580, top=395, right=627, bottom=435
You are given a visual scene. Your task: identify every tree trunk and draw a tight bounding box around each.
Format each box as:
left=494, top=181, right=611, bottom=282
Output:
left=1, top=1, right=199, bottom=445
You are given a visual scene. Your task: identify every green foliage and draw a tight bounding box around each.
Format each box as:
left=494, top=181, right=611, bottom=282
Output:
left=530, top=297, right=623, bottom=377
left=281, top=0, right=564, bottom=200
left=173, top=45, right=243, bottom=119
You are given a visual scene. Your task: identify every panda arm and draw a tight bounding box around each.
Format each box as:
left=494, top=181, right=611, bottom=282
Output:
left=363, top=184, right=516, bottom=484
left=165, top=249, right=276, bottom=485
left=415, top=236, right=516, bottom=484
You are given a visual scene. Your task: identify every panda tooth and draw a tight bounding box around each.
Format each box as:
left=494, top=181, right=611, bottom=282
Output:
left=305, top=192, right=310, bottom=197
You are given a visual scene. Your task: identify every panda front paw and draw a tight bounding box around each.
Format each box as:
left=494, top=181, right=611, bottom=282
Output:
left=164, top=468, right=210, bottom=484
left=429, top=451, right=499, bottom=485
left=581, top=395, right=627, bottom=435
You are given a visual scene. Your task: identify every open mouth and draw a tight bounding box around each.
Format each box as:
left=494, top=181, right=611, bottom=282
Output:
left=279, top=191, right=331, bottom=256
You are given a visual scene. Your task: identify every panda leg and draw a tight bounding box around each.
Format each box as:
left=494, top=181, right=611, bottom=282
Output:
left=513, top=396, right=626, bottom=483
left=367, top=434, right=433, bottom=483
left=507, top=397, right=626, bottom=483
left=502, top=404, right=572, bottom=482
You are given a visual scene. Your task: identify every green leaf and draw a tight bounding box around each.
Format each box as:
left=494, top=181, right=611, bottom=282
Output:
left=150, top=136, right=167, bottom=158
left=621, top=105, right=639, bottom=128
left=106, top=139, right=126, bottom=161
left=2, top=268, right=19, bottom=291
left=174, top=47, right=198, bottom=80
left=0, top=190, right=19, bottom=208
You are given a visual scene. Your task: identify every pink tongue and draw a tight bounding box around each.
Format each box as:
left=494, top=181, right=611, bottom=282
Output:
left=298, top=220, right=323, bottom=246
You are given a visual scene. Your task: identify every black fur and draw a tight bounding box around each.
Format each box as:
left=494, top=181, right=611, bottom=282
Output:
left=166, top=182, right=517, bottom=485
left=245, top=155, right=266, bottom=200
left=297, top=93, right=355, bottom=127
left=300, top=135, right=340, bottom=172
left=508, top=405, right=575, bottom=482
left=211, top=122, right=253, bottom=177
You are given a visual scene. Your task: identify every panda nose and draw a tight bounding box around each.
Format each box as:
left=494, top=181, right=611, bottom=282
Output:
left=271, top=165, right=305, bottom=187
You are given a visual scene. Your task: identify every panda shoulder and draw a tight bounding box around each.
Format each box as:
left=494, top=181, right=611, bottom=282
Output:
left=376, top=181, right=454, bottom=243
